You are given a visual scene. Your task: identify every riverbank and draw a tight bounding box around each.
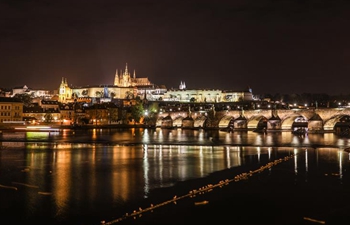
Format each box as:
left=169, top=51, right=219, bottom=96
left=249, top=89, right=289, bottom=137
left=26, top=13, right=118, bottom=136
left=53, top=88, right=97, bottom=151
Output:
left=0, top=123, right=155, bottom=131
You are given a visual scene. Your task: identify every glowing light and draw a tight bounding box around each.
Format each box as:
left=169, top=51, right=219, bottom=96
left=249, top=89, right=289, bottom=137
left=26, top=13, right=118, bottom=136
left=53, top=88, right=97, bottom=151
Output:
left=15, top=126, right=59, bottom=131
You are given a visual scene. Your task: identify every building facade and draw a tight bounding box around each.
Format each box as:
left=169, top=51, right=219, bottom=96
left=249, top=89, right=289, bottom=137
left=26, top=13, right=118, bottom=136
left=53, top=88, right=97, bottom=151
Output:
left=159, top=87, right=253, bottom=103
left=12, top=85, right=51, bottom=98
left=58, top=63, right=152, bottom=103
left=0, top=97, right=23, bottom=123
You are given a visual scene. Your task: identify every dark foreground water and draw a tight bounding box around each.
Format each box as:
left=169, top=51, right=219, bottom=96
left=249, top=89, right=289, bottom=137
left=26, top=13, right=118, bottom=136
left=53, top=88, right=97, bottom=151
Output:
left=0, top=128, right=350, bottom=225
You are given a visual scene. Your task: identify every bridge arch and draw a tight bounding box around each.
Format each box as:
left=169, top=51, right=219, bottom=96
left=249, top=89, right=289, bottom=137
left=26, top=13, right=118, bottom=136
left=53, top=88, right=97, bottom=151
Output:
left=161, top=115, right=173, bottom=128
left=173, top=116, right=184, bottom=127
left=156, top=116, right=164, bottom=127
left=324, top=114, right=350, bottom=132
left=194, top=115, right=207, bottom=128
left=247, top=115, right=267, bottom=129
left=218, top=115, right=234, bottom=128
left=281, top=115, right=308, bottom=130
left=182, top=116, right=194, bottom=128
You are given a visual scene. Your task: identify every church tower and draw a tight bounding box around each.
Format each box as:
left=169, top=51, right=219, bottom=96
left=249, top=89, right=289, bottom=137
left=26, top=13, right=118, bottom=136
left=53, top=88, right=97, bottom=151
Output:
left=122, top=63, right=131, bottom=87
left=113, top=64, right=131, bottom=87
left=58, top=77, right=72, bottom=103
left=114, top=69, right=119, bottom=86
left=179, top=81, right=186, bottom=90
left=113, top=63, right=150, bottom=87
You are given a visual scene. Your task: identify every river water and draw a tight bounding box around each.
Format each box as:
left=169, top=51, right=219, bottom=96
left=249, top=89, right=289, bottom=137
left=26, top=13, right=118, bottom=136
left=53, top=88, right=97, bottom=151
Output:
left=0, top=128, right=350, bottom=225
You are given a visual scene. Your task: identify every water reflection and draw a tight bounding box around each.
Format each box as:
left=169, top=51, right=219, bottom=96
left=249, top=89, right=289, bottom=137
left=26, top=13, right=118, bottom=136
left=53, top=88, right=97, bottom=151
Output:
left=1, top=129, right=350, bottom=148
left=1, top=129, right=350, bottom=225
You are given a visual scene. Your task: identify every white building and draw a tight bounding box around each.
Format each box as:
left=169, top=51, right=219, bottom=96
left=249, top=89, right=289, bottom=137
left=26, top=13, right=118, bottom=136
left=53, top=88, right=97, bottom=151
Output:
left=158, top=82, right=253, bottom=103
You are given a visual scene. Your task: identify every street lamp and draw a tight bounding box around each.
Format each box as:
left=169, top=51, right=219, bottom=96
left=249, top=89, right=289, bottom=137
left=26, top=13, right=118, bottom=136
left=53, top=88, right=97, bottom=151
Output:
left=144, top=110, right=148, bottom=125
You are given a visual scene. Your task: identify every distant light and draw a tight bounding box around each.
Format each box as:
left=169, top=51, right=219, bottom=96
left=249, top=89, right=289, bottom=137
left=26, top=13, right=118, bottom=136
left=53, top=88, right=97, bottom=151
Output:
left=15, top=126, right=59, bottom=131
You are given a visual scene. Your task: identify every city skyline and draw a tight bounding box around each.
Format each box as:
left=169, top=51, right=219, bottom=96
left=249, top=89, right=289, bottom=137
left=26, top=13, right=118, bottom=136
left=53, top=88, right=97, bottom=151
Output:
left=1, top=0, right=350, bottom=95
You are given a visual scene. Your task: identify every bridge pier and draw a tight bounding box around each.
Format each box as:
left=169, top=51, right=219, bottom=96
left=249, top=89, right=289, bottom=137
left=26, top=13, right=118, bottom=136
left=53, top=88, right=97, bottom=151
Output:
left=234, top=118, right=247, bottom=129
left=308, top=120, right=324, bottom=133
left=267, top=119, right=281, bottom=130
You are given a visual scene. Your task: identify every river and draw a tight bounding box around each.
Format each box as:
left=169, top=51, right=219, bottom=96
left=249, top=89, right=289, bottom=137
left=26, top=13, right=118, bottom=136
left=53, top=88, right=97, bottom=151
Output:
left=0, top=128, right=349, bottom=225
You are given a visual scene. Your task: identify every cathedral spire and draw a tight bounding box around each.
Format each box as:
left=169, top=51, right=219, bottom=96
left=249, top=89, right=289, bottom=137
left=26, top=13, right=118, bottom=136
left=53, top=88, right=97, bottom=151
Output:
left=133, top=70, right=136, bottom=79
left=114, top=69, right=119, bottom=86
left=125, top=63, right=128, bottom=74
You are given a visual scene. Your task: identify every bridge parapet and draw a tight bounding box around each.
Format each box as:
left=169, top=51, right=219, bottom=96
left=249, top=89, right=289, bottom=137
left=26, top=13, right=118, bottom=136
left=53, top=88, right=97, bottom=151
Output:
left=155, top=108, right=350, bottom=131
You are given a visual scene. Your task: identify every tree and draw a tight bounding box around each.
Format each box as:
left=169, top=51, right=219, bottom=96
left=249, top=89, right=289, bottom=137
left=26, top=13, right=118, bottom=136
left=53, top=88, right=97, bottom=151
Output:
left=130, top=101, right=144, bottom=123
left=44, top=113, right=53, bottom=123
left=125, top=91, right=134, bottom=99
left=108, top=108, right=119, bottom=123
left=72, top=92, right=78, bottom=99
left=82, top=89, right=88, bottom=96
left=95, top=91, right=102, bottom=97
left=13, top=93, right=32, bottom=107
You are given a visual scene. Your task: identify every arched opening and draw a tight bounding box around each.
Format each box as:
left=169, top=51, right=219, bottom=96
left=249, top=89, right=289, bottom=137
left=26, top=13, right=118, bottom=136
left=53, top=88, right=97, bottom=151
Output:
left=291, top=116, right=308, bottom=134
left=324, top=114, right=350, bottom=133
left=173, top=116, right=184, bottom=128
left=218, top=115, right=234, bottom=128
left=155, top=116, right=164, bottom=127
left=194, top=115, right=207, bottom=128
left=282, top=115, right=307, bottom=131
left=334, top=115, right=350, bottom=135
left=248, top=116, right=267, bottom=131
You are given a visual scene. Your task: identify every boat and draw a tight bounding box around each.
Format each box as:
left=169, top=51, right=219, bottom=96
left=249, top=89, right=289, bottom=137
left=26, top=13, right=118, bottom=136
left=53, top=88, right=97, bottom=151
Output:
left=292, top=128, right=307, bottom=135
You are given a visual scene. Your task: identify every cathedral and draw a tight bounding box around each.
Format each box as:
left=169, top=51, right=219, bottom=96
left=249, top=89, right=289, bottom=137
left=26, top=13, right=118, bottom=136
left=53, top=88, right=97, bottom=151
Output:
left=58, top=63, right=152, bottom=103
left=57, top=63, right=253, bottom=104
left=114, top=63, right=151, bottom=87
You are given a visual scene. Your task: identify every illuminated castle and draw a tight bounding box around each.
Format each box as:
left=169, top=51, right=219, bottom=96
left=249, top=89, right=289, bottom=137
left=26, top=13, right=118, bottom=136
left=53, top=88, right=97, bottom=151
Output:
left=114, top=63, right=151, bottom=87
left=58, top=63, right=153, bottom=103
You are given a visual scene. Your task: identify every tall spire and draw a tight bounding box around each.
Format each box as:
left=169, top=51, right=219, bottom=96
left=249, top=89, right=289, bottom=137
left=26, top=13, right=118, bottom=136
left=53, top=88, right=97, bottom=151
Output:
left=133, top=70, right=136, bottom=79
left=114, top=69, right=119, bottom=85
left=125, top=63, right=128, bottom=74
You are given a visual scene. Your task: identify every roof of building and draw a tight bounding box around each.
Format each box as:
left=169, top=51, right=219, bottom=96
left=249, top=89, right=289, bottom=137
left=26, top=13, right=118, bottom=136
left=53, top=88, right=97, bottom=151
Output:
left=0, top=97, right=22, bottom=103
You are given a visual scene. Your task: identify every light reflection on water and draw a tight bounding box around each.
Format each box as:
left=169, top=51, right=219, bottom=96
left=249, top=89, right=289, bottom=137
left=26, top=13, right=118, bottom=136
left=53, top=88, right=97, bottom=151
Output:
left=1, top=128, right=350, bottom=148
left=0, top=128, right=350, bottom=225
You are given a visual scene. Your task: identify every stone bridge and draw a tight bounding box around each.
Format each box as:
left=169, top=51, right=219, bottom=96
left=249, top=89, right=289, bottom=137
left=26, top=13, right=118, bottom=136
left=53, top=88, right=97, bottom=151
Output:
left=155, top=108, right=350, bottom=133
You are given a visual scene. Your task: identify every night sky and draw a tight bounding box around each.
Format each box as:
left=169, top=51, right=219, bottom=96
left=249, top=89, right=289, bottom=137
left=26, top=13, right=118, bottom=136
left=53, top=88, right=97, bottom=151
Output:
left=1, top=0, right=350, bottom=95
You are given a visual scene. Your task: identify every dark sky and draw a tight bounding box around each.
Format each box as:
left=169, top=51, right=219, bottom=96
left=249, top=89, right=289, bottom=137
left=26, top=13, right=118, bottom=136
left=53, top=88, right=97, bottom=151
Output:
left=1, top=0, right=350, bottom=95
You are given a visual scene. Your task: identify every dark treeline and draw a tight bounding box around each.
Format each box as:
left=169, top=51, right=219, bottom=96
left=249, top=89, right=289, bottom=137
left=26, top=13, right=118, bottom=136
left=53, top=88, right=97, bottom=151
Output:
left=257, top=93, right=350, bottom=108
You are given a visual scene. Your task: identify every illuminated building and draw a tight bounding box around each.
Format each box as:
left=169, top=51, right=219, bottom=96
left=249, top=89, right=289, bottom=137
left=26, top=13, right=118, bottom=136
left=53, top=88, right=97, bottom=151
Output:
left=58, top=63, right=152, bottom=103
left=114, top=63, right=151, bottom=87
left=0, top=97, right=23, bottom=123
left=158, top=83, right=253, bottom=103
